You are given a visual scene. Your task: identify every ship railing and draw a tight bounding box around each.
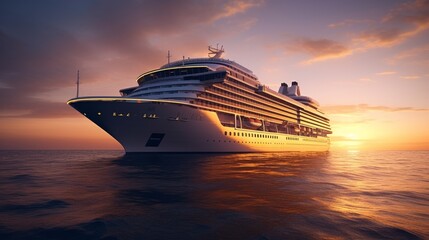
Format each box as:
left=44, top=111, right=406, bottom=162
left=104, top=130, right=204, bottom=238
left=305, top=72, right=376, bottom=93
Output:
left=196, top=95, right=331, bottom=133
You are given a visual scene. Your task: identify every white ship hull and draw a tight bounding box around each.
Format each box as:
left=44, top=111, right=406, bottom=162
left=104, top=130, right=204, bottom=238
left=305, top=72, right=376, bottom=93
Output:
left=69, top=98, right=330, bottom=153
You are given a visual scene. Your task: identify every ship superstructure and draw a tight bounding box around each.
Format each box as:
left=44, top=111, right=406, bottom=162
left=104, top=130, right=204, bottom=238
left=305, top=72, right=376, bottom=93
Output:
left=68, top=46, right=332, bottom=152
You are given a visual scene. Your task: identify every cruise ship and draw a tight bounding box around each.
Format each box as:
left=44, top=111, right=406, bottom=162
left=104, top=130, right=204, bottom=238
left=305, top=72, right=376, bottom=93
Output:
left=67, top=46, right=332, bottom=152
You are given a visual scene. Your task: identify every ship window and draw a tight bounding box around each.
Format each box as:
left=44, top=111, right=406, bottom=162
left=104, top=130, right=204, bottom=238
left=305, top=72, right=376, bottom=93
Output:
left=113, top=112, right=116, bottom=116
left=224, top=131, right=227, bottom=136
left=97, top=112, right=101, bottom=116
left=229, top=132, right=231, bottom=136
left=217, top=112, right=235, bottom=127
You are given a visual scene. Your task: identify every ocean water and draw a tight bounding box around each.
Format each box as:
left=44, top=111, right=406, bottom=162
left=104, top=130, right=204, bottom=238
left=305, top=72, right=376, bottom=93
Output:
left=0, top=150, right=428, bottom=240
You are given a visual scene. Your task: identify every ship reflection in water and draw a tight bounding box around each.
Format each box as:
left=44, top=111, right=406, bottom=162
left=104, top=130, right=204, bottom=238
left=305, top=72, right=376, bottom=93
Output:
left=0, top=150, right=427, bottom=239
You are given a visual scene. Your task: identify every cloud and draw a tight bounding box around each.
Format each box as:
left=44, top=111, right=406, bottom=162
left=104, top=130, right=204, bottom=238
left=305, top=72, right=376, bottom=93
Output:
left=400, top=75, right=421, bottom=80
left=376, top=71, right=397, bottom=75
left=355, top=27, right=423, bottom=49
left=0, top=88, right=78, bottom=118
left=217, top=0, right=263, bottom=20
left=330, top=135, right=366, bottom=142
left=285, top=38, right=352, bottom=63
left=388, top=43, right=429, bottom=64
left=331, top=118, right=375, bottom=125
left=353, top=0, right=429, bottom=49
left=236, top=17, right=259, bottom=31
left=0, top=0, right=261, bottom=119
left=323, top=104, right=429, bottom=114
left=285, top=0, right=429, bottom=64
left=328, top=19, right=374, bottom=28
left=382, top=0, right=429, bottom=25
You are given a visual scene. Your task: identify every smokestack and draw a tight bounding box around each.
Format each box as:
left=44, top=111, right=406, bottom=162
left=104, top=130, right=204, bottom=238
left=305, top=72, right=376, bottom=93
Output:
left=288, top=81, right=301, bottom=96
left=278, top=82, right=288, bottom=95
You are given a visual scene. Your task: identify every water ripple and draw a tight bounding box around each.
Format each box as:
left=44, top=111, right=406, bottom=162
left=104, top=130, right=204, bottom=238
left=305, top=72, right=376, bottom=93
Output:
left=0, top=150, right=427, bottom=239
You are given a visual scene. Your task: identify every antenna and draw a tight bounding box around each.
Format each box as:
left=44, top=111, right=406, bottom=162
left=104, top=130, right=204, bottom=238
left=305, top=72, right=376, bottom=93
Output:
left=76, top=70, right=80, bottom=98
left=208, top=44, right=224, bottom=58
left=167, top=50, right=171, bottom=64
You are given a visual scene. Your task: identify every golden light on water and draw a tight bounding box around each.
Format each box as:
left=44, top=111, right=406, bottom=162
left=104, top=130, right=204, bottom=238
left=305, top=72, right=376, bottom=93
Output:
left=329, top=109, right=429, bottom=151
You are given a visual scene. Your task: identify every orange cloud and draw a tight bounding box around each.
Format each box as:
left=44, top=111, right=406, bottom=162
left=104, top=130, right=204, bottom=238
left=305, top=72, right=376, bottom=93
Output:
left=382, top=0, right=429, bottom=25
left=376, top=71, right=397, bottom=75
left=401, top=75, right=421, bottom=80
left=283, top=1, right=429, bottom=63
left=217, top=0, right=264, bottom=20
left=292, top=0, right=429, bottom=64
left=389, top=43, right=429, bottom=64
left=354, top=0, right=429, bottom=48
left=355, top=26, right=427, bottom=49
left=323, top=104, right=429, bottom=114
left=286, top=38, right=352, bottom=63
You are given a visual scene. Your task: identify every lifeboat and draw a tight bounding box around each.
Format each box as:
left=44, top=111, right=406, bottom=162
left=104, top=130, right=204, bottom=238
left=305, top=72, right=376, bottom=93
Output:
left=242, top=117, right=263, bottom=129
left=294, top=126, right=300, bottom=133
left=248, top=118, right=262, bottom=127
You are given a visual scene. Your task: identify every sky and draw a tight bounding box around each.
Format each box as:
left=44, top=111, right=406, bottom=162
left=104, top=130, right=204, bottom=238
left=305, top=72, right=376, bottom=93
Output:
left=0, top=0, right=428, bottom=151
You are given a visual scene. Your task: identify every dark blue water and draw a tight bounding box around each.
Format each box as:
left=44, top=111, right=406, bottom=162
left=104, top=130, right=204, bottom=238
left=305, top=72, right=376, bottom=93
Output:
left=0, top=150, right=428, bottom=239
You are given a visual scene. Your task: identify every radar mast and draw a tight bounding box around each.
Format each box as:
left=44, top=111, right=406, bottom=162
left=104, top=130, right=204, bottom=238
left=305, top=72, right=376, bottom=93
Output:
left=208, top=44, right=224, bottom=58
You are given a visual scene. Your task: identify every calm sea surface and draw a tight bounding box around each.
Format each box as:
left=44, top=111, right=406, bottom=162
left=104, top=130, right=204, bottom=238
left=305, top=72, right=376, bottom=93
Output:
left=0, top=150, right=428, bottom=240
